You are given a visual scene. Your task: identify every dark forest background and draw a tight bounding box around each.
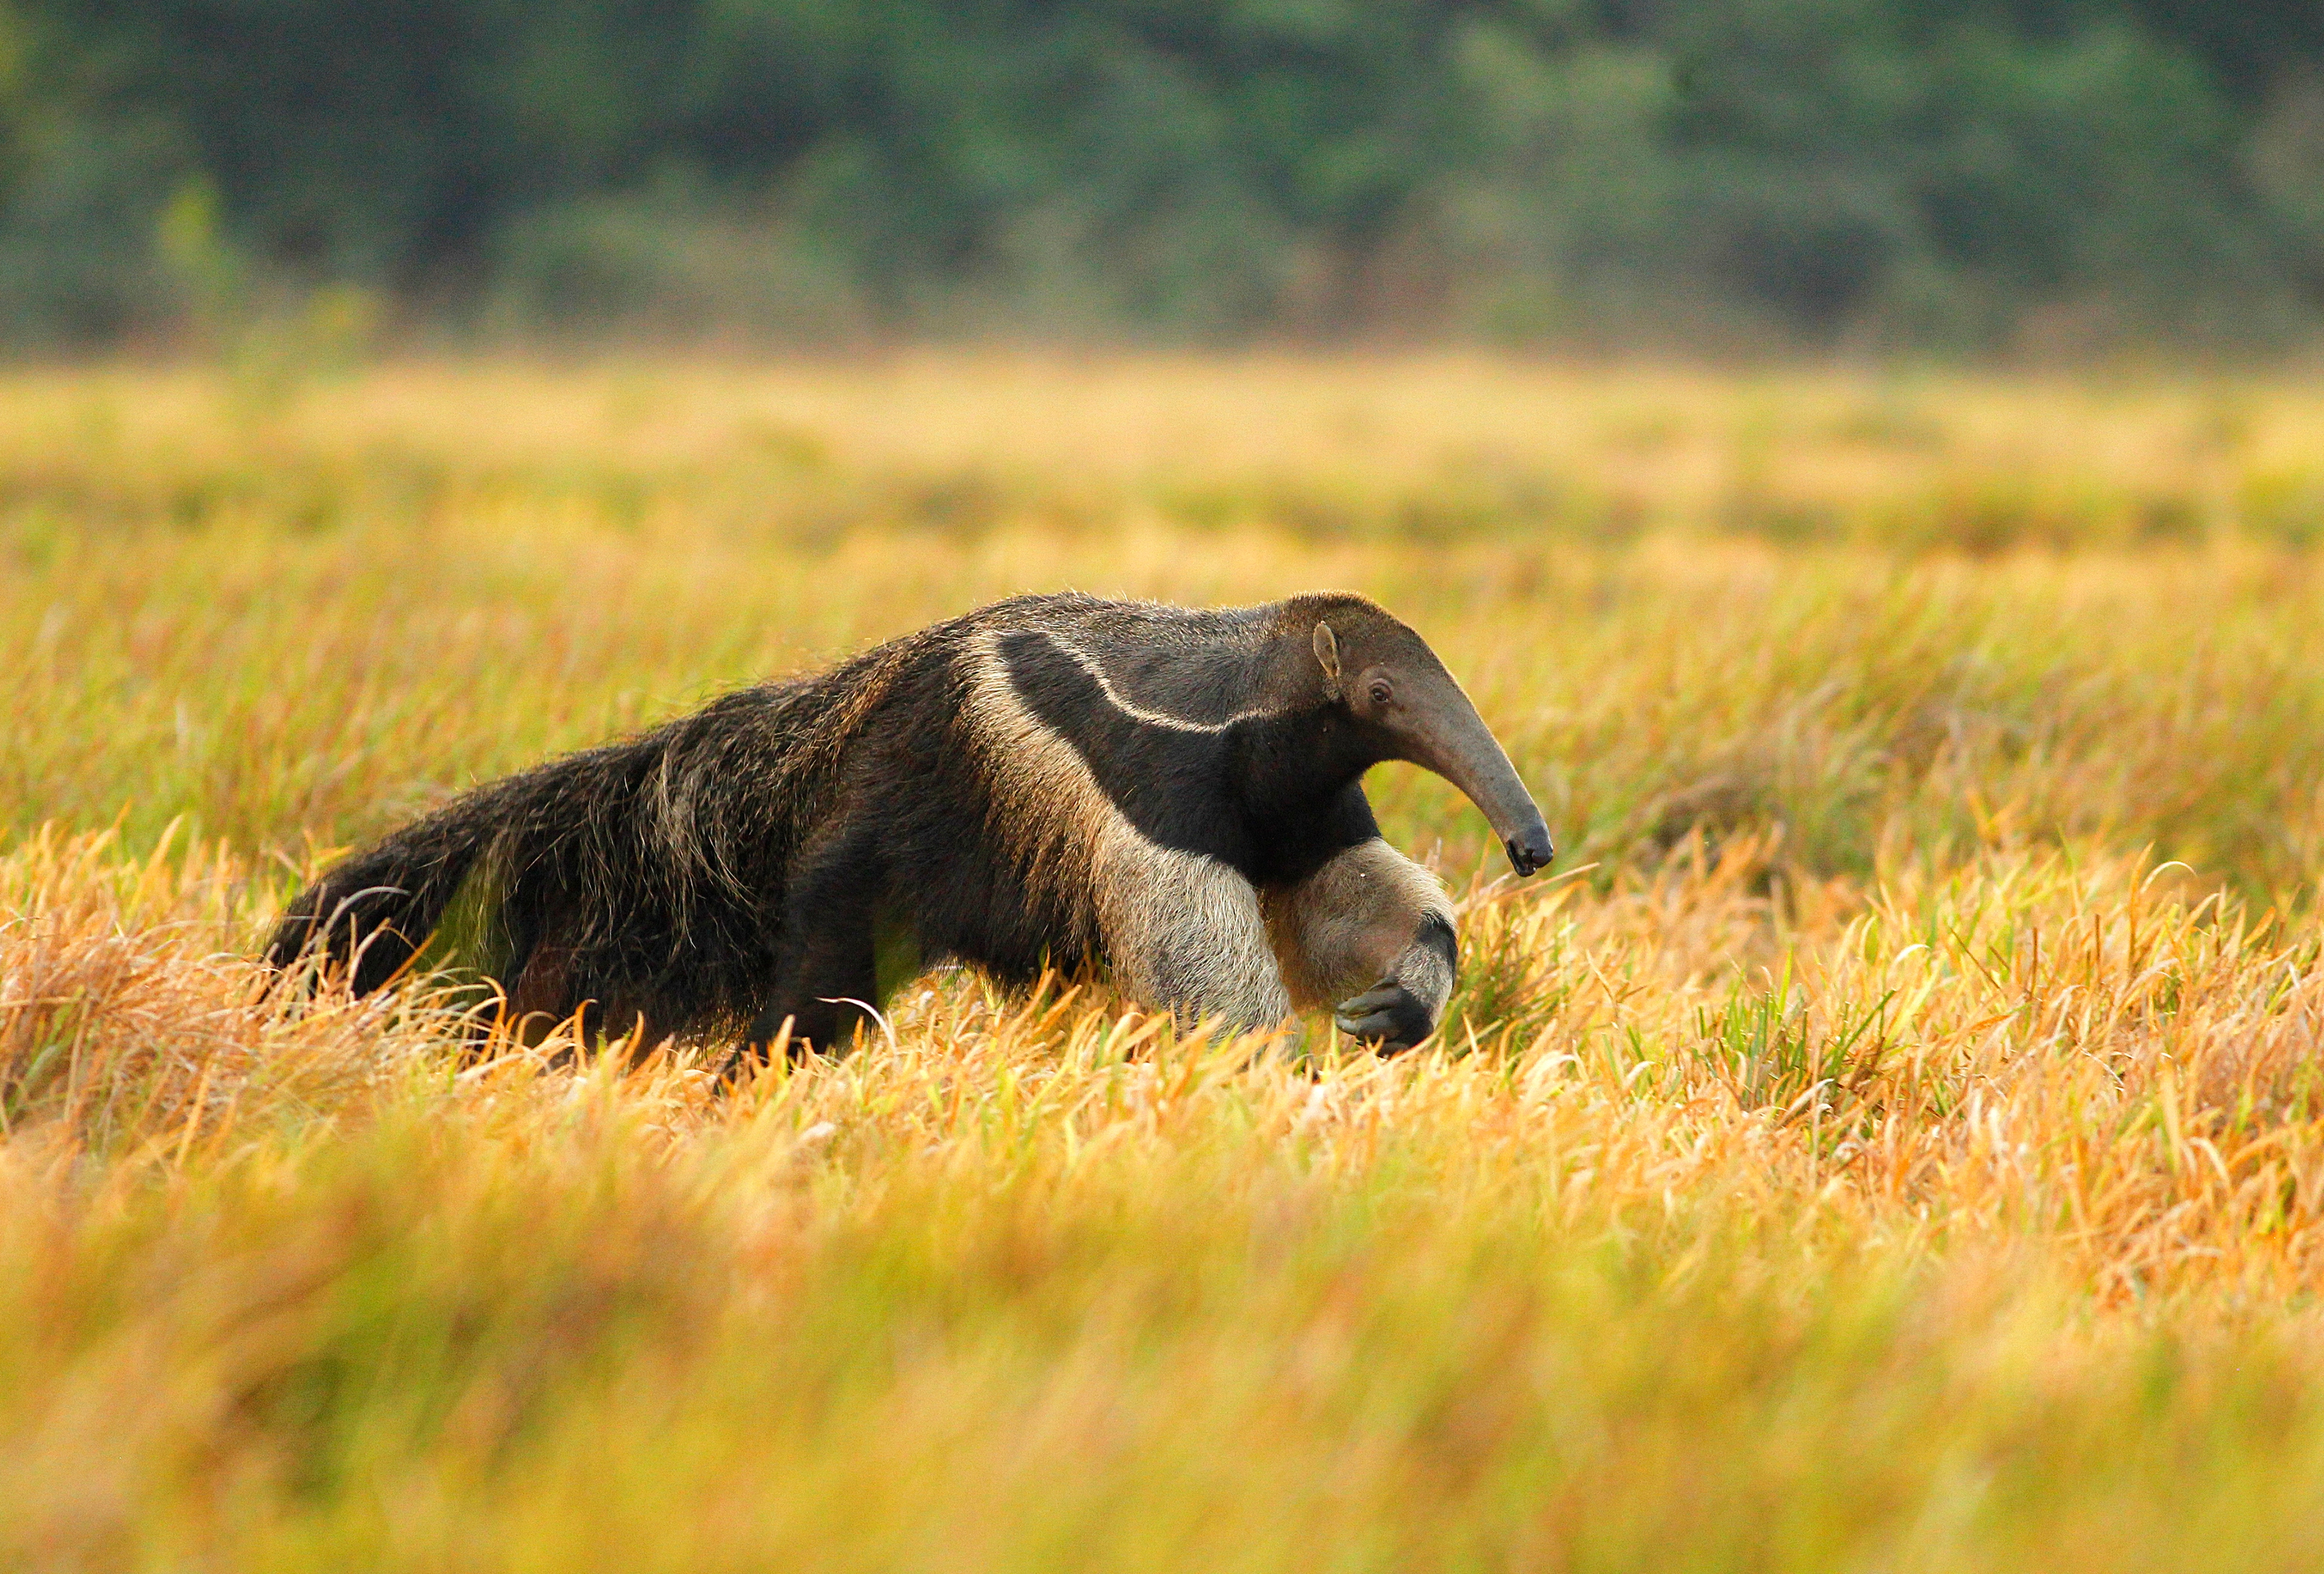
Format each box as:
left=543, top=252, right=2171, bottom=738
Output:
left=4, top=0, right=2323, bottom=352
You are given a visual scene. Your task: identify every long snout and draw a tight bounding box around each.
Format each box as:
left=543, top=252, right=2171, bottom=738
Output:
left=1395, top=680, right=1554, bottom=878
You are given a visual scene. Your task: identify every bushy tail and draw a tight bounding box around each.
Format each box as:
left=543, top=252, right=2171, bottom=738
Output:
left=263, top=788, right=511, bottom=996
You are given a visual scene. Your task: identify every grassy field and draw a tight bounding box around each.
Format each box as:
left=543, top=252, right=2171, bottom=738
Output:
left=5, top=356, right=2324, bottom=1570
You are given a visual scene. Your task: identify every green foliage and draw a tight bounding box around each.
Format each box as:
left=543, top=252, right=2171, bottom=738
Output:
left=1, top=0, right=2320, bottom=346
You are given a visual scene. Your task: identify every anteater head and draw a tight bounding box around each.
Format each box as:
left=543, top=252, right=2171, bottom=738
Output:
left=1299, top=595, right=1555, bottom=878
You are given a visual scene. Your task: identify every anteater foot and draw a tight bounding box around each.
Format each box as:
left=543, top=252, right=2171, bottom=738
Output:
left=1334, top=981, right=1437, bottom=1050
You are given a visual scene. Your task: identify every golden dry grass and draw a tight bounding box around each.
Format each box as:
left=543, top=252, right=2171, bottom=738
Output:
left=5, top=357, right=2324, bottom=1569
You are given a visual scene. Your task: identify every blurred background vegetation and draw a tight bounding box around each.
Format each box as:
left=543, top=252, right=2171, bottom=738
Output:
left=2, top=0, right=2322, bottom=354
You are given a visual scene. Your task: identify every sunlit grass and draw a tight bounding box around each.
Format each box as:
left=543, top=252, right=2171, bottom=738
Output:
left=4, top=357, right=2324, bottom=1569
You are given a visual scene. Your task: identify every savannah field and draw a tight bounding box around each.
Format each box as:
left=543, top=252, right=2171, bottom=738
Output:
left=7, top=355, right=2324, bottom=1570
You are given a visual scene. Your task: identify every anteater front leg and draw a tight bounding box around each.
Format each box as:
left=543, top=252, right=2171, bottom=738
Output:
left=1264, top=839, right=1457, bottom=1052
left=1101, top=850, right=1291, bottom=1036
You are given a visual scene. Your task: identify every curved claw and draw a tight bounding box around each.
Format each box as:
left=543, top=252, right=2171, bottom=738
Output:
left=1336, top=984, right=1404, bottom=1016
left=1333, top=981, right=1436, bottom=1050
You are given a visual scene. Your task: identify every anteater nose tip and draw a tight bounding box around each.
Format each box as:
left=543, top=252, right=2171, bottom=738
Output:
left=1506, top=835, right=1554, bottom=877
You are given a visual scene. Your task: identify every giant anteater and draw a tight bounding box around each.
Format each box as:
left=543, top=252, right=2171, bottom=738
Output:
left=264, top=591, right=1554, bottom=1057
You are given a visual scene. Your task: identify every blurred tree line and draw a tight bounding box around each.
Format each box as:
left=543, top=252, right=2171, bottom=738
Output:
left=2, top=0, right=2322, bottom=351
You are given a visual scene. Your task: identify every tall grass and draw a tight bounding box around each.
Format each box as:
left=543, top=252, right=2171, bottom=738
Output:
left=4, top=358, right=2323, bottom=1569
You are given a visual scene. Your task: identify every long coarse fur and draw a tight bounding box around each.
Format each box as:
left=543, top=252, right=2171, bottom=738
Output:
left=264, top=639, right=920, bottom=1039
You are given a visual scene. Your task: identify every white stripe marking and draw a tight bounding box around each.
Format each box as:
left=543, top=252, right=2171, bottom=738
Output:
left=1030, top=631, right=1288, bottom=734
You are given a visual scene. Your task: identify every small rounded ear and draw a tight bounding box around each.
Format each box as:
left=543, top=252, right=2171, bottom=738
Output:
left=1312, top=620, right=1342, bottom=698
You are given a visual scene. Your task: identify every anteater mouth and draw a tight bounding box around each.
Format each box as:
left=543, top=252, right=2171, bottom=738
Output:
left=1505, top=834, right=1554, bottom=877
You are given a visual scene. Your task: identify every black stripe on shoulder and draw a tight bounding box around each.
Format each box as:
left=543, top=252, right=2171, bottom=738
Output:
left=996, top=630, right=1244, bottom=861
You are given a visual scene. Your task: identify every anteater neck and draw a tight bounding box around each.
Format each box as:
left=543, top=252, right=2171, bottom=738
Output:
left=1232, top=704, right=1386, bottom=829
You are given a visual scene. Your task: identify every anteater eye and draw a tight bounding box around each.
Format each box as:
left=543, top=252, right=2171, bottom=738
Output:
left=1369, top=680, right=1393, bottom=706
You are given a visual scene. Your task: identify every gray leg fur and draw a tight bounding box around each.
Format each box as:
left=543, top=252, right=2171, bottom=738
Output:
left=1101, top=849, right=1291, bottom=1035
left=1264, top=838, right=1457, bottom=1051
